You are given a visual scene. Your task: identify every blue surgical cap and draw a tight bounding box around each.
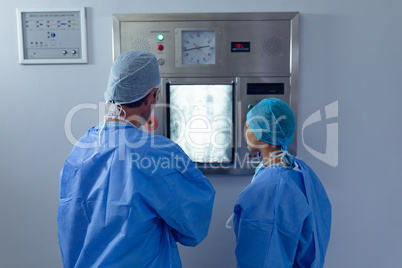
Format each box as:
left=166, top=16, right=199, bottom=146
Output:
left=104, top=50, right=161, bottom=104
left=246, top=98, right=296, bottom=150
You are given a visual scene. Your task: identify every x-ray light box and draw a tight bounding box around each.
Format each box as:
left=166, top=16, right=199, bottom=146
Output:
left=167, top=83, right=234, bottom=165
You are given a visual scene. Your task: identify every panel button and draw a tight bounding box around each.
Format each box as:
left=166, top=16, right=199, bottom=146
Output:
left=157, top=58, right=165, bottom=65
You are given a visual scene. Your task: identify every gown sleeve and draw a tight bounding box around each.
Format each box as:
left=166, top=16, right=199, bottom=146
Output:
left=138, top=144, right=216, bottom=247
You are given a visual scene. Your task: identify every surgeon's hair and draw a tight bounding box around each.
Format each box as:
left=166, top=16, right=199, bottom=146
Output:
left=122, top=95, right=147, bottom=108
left=122, top=89, right=158, bottom=108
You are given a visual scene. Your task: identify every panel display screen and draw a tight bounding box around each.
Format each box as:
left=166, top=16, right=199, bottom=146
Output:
left=167, top=84, right=234, bottom=164
left=231, top=42, right=251, bottom=52
left=247, top=83, right=284, bottom=95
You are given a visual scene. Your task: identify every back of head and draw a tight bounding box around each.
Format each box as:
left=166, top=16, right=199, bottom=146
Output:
left=104, top=50, right=161, bottom=105
left=246, top=98, right=296, bottom=150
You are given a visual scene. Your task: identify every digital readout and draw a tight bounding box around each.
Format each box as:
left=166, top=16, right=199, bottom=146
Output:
left=231, top=42, right=251, bottom=52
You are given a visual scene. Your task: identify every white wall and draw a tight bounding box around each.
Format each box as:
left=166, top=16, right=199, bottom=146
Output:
left=1, top=0, right=402, bottom=267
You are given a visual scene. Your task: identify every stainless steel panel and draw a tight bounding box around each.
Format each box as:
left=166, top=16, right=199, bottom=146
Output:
left=113, top=12, right=298, bottom=77
left=113, top=12, right=299, bottom=174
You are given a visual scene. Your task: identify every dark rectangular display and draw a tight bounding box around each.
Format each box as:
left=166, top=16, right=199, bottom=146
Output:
left=247, top=83, right=285, bottom=95
left=231, top=42, right=251, bottom=52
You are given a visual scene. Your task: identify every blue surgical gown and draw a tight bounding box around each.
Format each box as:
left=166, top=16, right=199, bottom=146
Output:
left=233, top=159, right=331, bottom=268
left=57, top=122, right=215, bottom=268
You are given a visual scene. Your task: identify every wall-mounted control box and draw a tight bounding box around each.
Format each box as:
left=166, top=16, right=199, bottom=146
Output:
left=17, top=8, right=88, bottom=64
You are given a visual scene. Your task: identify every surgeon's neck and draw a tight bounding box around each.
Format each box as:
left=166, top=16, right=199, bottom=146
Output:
left=116, top=89, right=157, bottom=128
left=107, top=117, right=141, bottom=128
left=258, top=144, right=288, bottom=167
left=106, top=107, right=144, bottom=128
left=106, top=97, right=155, bottom=129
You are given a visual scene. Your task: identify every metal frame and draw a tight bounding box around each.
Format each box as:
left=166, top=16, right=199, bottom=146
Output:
left=112, top=12, right=299, bottom=174
left=174, top=27, right=223, bottom=68
left=17, top=7, right=88, bottom=64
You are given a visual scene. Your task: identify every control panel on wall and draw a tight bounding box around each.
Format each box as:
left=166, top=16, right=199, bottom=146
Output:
left=17, top=8, right=88, bottom=64
left=114, top=13, right=295, bottom=77
left=113, top=13, right=299, bottom=174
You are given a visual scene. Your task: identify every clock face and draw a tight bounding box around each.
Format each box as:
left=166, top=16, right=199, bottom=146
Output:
left=182, top=30, right=215, bottom=65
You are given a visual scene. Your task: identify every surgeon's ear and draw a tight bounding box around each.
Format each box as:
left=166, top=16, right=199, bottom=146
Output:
left=144, top=88, right=157, bottom=105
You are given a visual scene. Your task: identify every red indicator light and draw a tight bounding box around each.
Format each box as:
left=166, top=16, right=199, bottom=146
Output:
left=235, top=43, right=244, bottom=48
left=157, top=44, right=164, bottom=51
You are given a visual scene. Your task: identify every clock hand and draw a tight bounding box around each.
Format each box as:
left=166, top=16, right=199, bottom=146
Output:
left=192, top=42, right=209, bottom=58
left=182, top=45, right=210, bottom=52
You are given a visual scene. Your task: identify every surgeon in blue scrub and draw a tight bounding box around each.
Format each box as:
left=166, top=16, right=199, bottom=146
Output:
left=232, top=98, right=331, bottom=268
left=57, top=50, right=215, bottom=268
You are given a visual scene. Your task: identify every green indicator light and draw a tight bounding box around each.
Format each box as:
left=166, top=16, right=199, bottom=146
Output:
left=157, top=34, right=164, bottom=41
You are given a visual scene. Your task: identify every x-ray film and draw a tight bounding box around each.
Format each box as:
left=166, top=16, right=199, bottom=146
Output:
left=168, top=84, right=233, bottom=163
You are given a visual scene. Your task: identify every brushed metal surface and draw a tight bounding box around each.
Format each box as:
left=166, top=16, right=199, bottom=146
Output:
left=113, top=12, right=299, bottom=174
left=113, top=12, right=298, bottom=77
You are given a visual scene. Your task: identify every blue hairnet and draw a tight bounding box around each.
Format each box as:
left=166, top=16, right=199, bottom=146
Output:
left=246, top=98, right=296, bottom=150
left=104, top=50, right=161, bottom=104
